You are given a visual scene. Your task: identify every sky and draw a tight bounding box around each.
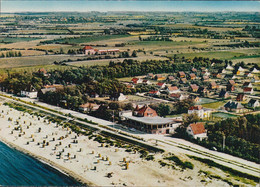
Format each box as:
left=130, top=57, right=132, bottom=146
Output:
left=2, top=1, right=260, bottom=13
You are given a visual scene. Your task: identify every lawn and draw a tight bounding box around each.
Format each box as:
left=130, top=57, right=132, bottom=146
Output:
left=212, top=112, right=238, bottom=119
left=202, top=100, right=227, bottom=109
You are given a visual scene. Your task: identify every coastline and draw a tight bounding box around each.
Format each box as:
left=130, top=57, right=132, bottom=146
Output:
left=0, top=136, right=93, bottom=186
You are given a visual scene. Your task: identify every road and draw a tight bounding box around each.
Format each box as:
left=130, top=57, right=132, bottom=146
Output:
left=1, top=93, right=259, bottom=178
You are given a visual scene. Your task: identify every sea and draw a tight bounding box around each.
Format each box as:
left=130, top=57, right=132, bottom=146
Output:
left=0, top=141, right=82, bottom=186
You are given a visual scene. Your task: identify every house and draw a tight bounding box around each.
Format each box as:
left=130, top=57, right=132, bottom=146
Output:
left=224, top=101, right=244, bottom=113
left=198, top=87, right=208, bottom=96
left=238, top=66, right=245, bottom=72
left=21, top=85, right=38, bottom=99
left=212, top=73, right=223, bottom=79
left=251, top=76, right=260, bottom=83
left=79, top=103, right=100, bottom=112
left=190, top=84, right=199, bottom=92
left=38, top=68, right=48, bottom=76
left=209, top=81, right=218, bottom=89
left=189, top=73, right=196, bottom=80
left=110, top=93, right=127, bottom=101
left=157, top=77, right=166, bottom=81
left=178, top=71, right=186, bottom=78
left=202, top=71, right=210, bottom=77
left=188, top=105, right=211, bottom=119
left=142, top=79, right=151, bottom=85
left=166, top=86, right=180, bottom=94
left=228, top=80, right=236, bottom=86
left=219, top=90, right=229, bottom=99
left=186, top=122, right=207, bottom=140
left=133, top=105, right=157, bottom=117
left=120, top=105, right=181, bottom=134
left=226, top=85, right=235, bottom=92
left=131, top=78, right=143, bottom=84
left=148, top=90, right=160, bottom=96
left=189, top=95, right=200, bottom=103
left=90, top=92, right=99, bottom=98
left=242, top=82, right=252, bottom=88
left=236, top=93, right=246, bottom=101
left=147, top=73, right=154, bottom=79
left=155, top=74, right=165, bottom=81
left=169, top=93, right=188, bottom=101
left=157, top=82, right=166, bottom=89
left=202, top=76, right=209, bottom=82
left=83, top=46, right=96, bottom=55
left=191, top=68, right=197, bottom=73
left=248, top=99, right=259, bottom=108
left=244, top=72, right=253, bottom=78
left=218, top=69, right=226, bottom=74
left=226, top=65, right=234, bottom=70
left=244, top=87, right=254, bottom=94
left=251, top=68, right=259, bottom=74
left=167, top=75, right=175, bottom=81
left=180, top=78, right=187, bottom=84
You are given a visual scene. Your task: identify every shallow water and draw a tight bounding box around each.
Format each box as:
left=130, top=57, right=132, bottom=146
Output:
left=0, top=141, right=82, bottom=186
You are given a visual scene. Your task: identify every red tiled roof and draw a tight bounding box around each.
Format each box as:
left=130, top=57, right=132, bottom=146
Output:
left=190, top=84, right=199, bottom=90
left=190, top=73, right=196, bottom=78
left=131, top=78, right=139, bottom=83
left=244, top=87, right=252, bottom=92
left=168, top=86, right=178, bottom=91
left=189, top=105, right=203, bottom=110
left=83, top=46, right=94, bottom=50
left=229, top=80, right=235, bottom=85
left=157, top=82, right=165, bottom=86
left=189, top=122, right=206, bottom=135
left=149, top=90, right=158, bottom=94
left=179, top=71, right=185, bottom=76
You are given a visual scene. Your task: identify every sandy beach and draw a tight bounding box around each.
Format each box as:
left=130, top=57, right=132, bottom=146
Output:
left=0, top=102, right=250, bottom=186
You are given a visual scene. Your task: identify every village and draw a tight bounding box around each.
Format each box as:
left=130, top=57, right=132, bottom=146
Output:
left=14, top=48, right=260, bottom=141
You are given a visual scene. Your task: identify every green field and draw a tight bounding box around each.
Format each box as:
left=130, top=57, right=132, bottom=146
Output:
left=173, top=51, right=245, bottom=60
left=41, top=34, right=130, bottom=45
left=0, top=37, right=42, bottom=43
left=202, top=100, right=228, bottom=109
left=134, top=40, right=202, bottom=46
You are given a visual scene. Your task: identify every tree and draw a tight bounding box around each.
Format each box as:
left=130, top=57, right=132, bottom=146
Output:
left=183, top=113, right=199, bottom=127
left=131, top=50, right=137, bottom=57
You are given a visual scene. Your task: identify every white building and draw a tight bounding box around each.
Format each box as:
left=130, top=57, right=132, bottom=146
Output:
left=188, top=105, right=211, bottom=119
left=186, top=122, right=207, bottom=140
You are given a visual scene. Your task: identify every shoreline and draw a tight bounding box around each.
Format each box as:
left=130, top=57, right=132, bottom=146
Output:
left=0, top=136, right=94, bottom=186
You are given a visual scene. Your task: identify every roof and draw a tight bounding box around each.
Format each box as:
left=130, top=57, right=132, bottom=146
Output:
left=122, top=115, right=174, bottom=125
left=210, top=81, right=217, bottom=87
left=178, top=71, right=185, bottom=76
left=149, top=90, right=159, bottom=94
left=169, top=93, right=181, bottom=98
left=228, top=80, right=235, bottom=85
left=243, top=82, right=251, bottom=87
left=244, top=87, right=252, bottom=92
left=190, top=73, right=196, bottom=78
left=168, top=86, right=179, bottom=91
left=134, top=105, right=157, bottom=117
left=190, top=84, right=199, bottom=90
left=224, top=101, right=244, bottom=109
left=192, top=68, right=197, bottom=72
left=189, top=122, right=206, bottom=135
left=219, top=90, right=228, bottom=97
left=83, top=46, right=94, bottom=50
left=157, top=82, right=165, bottom=86
left=248, top=99, right=258, bottom=105
left=236, top=93, right=245, bottom=101
left=189, top=105, right=203, bottom=110
left=131, top=78, right=139, bottom=83
left=80, top=103, right=98, bottom=108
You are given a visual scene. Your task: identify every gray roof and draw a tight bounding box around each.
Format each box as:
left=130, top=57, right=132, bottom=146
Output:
left=224, top=101, right=244, bottom=109
left=122, top=114, right=174, bottom=125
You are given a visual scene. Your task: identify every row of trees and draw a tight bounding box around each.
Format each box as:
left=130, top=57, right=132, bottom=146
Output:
left=0, top=51, right=22, bottom=58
